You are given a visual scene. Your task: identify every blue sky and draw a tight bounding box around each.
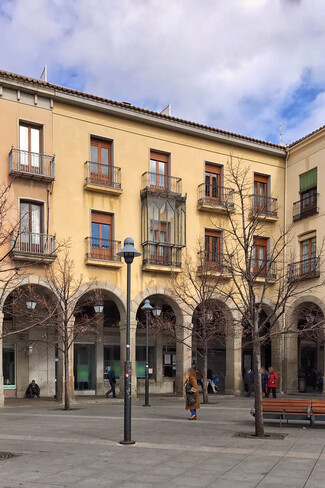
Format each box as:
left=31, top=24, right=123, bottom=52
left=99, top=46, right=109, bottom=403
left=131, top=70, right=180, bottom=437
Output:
left=1, top=0, right=325, bottom=145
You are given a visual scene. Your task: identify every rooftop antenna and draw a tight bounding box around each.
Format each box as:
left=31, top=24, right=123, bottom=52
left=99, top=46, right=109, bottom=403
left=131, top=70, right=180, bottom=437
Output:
left=40, top=65, right=47, bottom=82
left=161, top=104, right=171, bottom=116
left=279, top=121, right=286, bottom=145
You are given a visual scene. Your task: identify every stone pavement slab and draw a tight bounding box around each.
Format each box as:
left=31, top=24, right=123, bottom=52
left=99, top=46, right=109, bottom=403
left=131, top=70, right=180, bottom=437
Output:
left=0, top=395, right=325, bottom=487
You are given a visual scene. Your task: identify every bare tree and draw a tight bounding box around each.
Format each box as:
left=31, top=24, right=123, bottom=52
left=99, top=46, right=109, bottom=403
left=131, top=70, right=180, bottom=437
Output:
left=12, top=250, right=101, bottom=410
left=207, top=156, right=325, bottom=437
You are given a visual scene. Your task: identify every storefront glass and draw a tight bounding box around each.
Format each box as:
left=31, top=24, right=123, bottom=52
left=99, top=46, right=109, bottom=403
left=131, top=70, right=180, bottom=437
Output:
left=74, top=343, right=96, bottom=390
left=3, top=344, right=15, bottom=388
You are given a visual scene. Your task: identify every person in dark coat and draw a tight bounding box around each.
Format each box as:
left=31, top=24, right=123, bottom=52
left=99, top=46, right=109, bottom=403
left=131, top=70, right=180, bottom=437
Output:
left=185, top=367, right=200, bottom=420
left=105, top=365, right=117, bottom=398
left=260, top=367, right=268, bottom=396
left=243, top=368, right=254, bottom=397
left=25, top=380, right=40, bottom=398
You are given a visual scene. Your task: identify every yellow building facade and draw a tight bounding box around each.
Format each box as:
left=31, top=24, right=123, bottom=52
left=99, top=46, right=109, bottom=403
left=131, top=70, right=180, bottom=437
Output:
left=0, top=69, right=323, bottom=404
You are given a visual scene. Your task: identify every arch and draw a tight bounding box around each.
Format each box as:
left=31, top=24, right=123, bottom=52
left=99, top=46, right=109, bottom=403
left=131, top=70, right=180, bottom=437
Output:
left=287, top=295, right=325, bottom=332
left=73, top=281, right=127, bottom=322
left=0, top=275, right=59, bottom=309
left=131, top=286, right=183, bottom=325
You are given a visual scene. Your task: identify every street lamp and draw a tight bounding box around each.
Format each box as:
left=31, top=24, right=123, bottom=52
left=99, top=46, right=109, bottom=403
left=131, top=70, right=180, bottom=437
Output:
left=94, top=303, right=104, bottom=313
left=26, top=300, right=37, bottom=310
left=117, top=237, right=141, bottom=445
left=141, top=299, right=153, bottom=407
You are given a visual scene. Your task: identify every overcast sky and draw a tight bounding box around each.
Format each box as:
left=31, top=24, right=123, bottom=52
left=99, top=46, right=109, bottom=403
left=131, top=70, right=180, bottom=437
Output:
left=0, top=0, right=324, bottom=144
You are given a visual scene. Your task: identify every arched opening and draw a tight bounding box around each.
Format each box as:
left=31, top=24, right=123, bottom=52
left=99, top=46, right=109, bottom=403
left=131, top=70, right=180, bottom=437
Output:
left=73, top=289, right=122, bottom=395
left=192, top=300, right=227, bottom=392
left=242, top=308, right=272, bottom=374
left=136, top=294, right=177, bottom=394
left=2, top=284, right=59, bottom=399
left=296, top=302, right=324, bottom=392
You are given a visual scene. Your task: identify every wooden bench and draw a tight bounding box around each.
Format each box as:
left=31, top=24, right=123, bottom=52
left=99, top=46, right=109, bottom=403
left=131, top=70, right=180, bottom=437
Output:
left=252, top=399, right=312, bottom=427
left=310, top=400, right=325, bottom=427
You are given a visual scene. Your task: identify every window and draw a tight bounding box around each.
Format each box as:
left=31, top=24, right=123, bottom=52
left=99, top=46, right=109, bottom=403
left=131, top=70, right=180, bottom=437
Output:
left=3, top=344, right=15, bottom=388
left=205, top=164, right=222, bottom=202
left=19, top=122, right=42, bottom=169
left=252, top=237, right=268, bottom=275
left=20, top=200, right=44, bottom=251
left=90, top=137, right=112, bottom=185
left=205, top=229, right=221, bottom=268
left=149, top=151, right=169, bottom=189
left=300, top=236, right=317, bottom=275
left=299, top=168, right=317, bottom=218
left=91, top=211, right=113, bottom=259
left=254, top=174, right=269, bottom=212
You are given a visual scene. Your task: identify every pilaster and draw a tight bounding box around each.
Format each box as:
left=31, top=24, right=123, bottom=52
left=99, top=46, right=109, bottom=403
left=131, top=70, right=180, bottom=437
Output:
left=0, top=312, right=4, bottom=407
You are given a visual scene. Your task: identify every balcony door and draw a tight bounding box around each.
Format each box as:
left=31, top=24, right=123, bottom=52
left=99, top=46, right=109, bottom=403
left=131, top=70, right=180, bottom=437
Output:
left=252, top=237, right=268, bottom=275
left=91, top=211, right=113, bottom=260
left=90, top=138, right=112, bottom=185
left=205, top=230, right=221, bottom=270
left=254, top=174, right=269, bottom=213
left=300, top=237, right=316, bottom=275
left=19, top=123, right=42, bottom=172
left=149, top=151, right=169, bottom=190
left=205, top=164, right=222, bottom=203
left=20, top=201, right=43, bottom=252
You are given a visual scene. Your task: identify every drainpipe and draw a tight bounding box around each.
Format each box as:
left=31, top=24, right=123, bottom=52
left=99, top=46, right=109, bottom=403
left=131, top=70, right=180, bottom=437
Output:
left=283, top=146, right=289, bottom=392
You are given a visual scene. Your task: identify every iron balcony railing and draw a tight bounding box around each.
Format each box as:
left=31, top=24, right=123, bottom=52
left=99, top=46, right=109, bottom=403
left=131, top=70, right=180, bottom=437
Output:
left=85, top=162, right=121, bottom=189
left=142, top=243, right=182, bottom=267
left=85, top=237, right=121, bottom=262
left=251, top=259, right=277, bottom=280
left=9, top=148, right=55, bottom=180
left=198, top=184, right=235, bottom=209
left=251, top=195, right=278, bottom=218
left=288, top=258, right=320, bottom=281
left=11, top=231, right=56, bottom=255
left=293, top=194, right=319, bottom=221
left=198, top=252, right=229, bottom=274
left=141, top=172, right=182, bottom=196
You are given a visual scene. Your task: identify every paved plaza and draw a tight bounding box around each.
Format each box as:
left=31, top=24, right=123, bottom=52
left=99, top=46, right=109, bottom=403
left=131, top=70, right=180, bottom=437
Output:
left=0, top=395, right=324, bottom=487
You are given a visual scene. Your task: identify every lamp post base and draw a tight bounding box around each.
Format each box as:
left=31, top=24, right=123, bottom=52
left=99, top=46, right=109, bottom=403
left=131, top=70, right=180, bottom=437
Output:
left=143, top=404, right=151, bottom=407
left=119, top=440, right=136, bottom=445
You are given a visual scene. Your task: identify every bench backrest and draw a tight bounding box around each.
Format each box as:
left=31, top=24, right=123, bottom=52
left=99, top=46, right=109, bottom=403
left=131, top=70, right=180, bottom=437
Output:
left=311, top=400, right=325, bottom=413
left=262, top=399, right=311, bottom=411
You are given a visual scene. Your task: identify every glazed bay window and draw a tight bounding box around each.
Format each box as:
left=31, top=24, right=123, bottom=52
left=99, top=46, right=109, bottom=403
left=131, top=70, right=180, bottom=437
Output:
left=293, top=168, right=318, bottom=221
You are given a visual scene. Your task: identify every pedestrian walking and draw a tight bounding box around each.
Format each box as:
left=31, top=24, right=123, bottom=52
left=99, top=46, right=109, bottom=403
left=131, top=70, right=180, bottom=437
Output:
left=185, top=367, right=200, bottom=420
left=207, top=368, right=217, bottom=393
left=265, top=366, right=278, bottom=398
left=243, top=368, right=254, bottom=397
left=105, top=365, right=117, bottom=398
left=260, top=367, right=268, bottom=396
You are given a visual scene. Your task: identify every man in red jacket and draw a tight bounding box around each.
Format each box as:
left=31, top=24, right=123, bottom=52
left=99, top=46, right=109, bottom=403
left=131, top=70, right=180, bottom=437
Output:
left=266, top=367, right=278, bottom=398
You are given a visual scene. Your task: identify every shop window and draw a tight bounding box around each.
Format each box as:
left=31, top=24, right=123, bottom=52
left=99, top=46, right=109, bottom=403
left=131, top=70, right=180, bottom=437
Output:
left=74, top=343, right=96, bottom=390
left=104, top=345, right=120, bottom=378
left=136, top=345, right=154, bottom=378
left=3, top=344, right=15, bottom=388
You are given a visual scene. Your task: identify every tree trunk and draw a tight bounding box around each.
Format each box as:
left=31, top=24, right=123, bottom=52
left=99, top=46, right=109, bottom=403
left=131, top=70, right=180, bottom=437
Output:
left=64, top=337, right=70, bottom=411
left=253, top=335, right=264, bottom=437
left=202, top=343, right=208, bottom=404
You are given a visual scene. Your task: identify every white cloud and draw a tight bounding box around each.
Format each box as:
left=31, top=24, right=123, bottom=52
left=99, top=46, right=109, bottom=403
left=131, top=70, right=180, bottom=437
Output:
left=1, top=0, right=325, bottom=143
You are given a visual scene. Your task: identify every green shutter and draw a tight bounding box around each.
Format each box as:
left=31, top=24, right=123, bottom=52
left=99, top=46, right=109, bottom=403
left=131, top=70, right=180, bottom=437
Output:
left=300, top=168, right=317, bottom=193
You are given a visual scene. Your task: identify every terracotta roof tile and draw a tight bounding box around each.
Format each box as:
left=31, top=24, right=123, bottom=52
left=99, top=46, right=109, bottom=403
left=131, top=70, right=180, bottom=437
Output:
left=289, top=124, right=325, bottom=147
left=0, top=69, right=284, bottom=151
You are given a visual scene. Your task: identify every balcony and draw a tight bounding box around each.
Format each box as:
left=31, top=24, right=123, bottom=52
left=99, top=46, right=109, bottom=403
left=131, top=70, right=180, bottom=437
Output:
left=288, top=258, right=320, bottom=282
left=85, top=237, right=122, bottom=268
left=10, top=232, right=56, bottom=263
left=9, top=148, right=55, bottom=181
left=142, top=243, right=182, bottom=272
left=293, top=195, right=319, bottom=222
left=84, top=162, right=122, bottom=195
left=251, top=195, right=278, bottom=221
left=251, top=259, right=277, bottom=282
left=197, top=184, right=235, bottom=213
left=197, top=253, right=231, bottom=279
left=140, top=172, right=184, bottom=200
